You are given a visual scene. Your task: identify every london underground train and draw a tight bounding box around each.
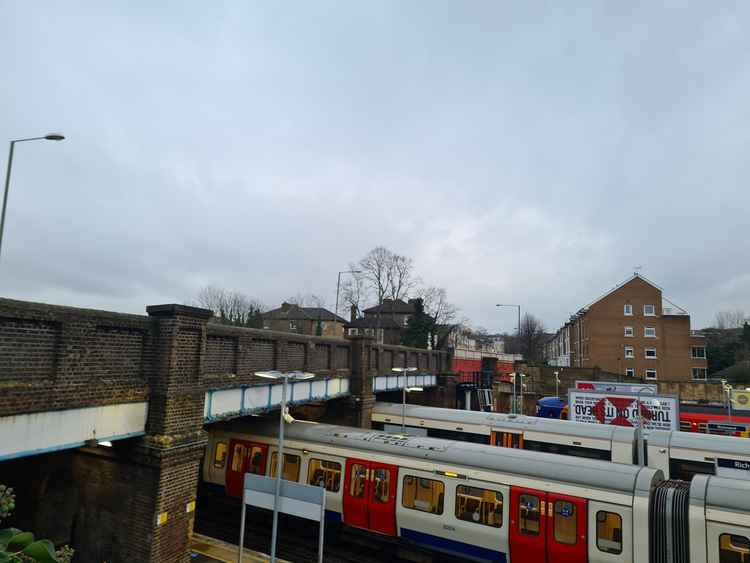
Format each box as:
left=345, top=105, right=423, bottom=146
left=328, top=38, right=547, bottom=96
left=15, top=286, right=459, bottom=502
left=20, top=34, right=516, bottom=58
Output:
left=203, top=419, right=750, bottom=563
left=371, top=402, right=750, bottom=480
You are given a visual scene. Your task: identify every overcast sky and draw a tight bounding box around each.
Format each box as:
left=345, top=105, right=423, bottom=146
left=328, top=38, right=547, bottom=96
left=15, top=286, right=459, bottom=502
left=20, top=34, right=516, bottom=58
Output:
left=1, top=2, right=748, bottom=333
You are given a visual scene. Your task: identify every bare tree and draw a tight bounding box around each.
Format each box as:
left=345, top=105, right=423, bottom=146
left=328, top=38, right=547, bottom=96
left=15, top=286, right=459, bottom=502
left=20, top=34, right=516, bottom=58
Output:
left=358, top=246, right=417, bottom=305
left=517, top=312, right=547, bottom=362
left=286, top=293, right=327, bottom=308
left=715, top=309, right=748, bottom=329
left=417, top=286, right=458, bottom=326
left=194, top=286, right=265, bottom=327
left=339, top=265, right=368, bottom=319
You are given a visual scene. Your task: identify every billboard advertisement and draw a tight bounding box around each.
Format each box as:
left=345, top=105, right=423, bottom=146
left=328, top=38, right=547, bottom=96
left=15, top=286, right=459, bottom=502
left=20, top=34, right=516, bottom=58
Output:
left=575, top=380, right=658, bottom=394
left=567, top=389, right=679, bottom=431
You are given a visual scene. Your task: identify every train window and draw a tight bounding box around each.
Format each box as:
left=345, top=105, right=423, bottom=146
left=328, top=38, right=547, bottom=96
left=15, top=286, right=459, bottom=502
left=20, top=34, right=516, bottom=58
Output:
left=455, top=485, right=503, bottom=528
left=596, top=511, right=623, bottom=554
left=719, top=534, right=750, bottom=562
left=269, top=453, right=301, bottom=481
left=402, top=476, right=444, bottom=514
left=553, top=501, right=576, bottom=544
left=307, top=459, right=341, bottom=492
left=349, top=464, right=367, bottom=498
left=519, top=494, right=540, bottom=535
left=231, top=443, right=246, bottom=472
left=372, top=469, right=391, bottom=503
left=248, top=447, right=265, bottom=474
left=213, top=442, right=227, bottom=469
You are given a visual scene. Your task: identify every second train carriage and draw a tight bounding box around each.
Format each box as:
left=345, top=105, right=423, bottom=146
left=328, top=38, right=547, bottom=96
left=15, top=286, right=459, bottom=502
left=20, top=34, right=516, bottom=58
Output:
left=202, top=419, right=750, bottom=563
left=372, top=402, right=750, bottom=480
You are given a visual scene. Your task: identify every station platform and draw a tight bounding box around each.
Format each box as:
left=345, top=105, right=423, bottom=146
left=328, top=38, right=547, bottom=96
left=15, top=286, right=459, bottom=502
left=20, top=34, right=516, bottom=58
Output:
left=189, top=533, right=289, bottom=563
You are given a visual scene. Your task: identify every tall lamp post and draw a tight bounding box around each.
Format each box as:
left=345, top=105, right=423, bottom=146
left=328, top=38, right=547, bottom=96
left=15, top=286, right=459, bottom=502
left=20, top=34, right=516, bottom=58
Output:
left=496, top=303, right=521, bottom=348
left=252, top=370, right=315, bottom=563
left=554, top=370, right=560, bottom=399
left=335, top=269, right=362, bottom=326
left=392, top=367, right=418, bottom=433
left=1, top=133, right=65, bottom=263
left=722, top=379, right=733, bottom=422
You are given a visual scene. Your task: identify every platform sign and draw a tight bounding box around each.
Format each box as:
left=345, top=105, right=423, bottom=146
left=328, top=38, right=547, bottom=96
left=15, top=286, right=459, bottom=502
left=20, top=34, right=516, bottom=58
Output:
left=567, top=389, right=679, bottom=431
left=238, top=472, right=326, bottom=563
left=575, top=381, right=657, bottom=394
left=716, top=458, right=750, bottom=481
left=731, top=391, right=750, bottom=411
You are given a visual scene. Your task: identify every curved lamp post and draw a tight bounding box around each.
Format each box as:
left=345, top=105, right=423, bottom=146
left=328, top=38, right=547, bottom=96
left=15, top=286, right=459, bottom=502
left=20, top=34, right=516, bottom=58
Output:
left=1, top=134, right=65, bottom=263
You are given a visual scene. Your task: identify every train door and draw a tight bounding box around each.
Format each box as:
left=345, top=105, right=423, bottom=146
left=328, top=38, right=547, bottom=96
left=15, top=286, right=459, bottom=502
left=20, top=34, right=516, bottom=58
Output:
left=510, top=486, right=546, bottom=562
left=343, top=459, right=371, bottom=529
left=368, top=462, right=398, bottom=535
left=343, top=459, right=398, bottom=535
left=546, top=492, right=587, bottom=563
left=225, top=439, right=269, bottom=497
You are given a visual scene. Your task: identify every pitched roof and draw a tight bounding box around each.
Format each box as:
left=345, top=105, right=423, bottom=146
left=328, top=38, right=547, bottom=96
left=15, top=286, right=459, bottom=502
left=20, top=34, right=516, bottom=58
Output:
left=579, top=273, right=661, bottom=313
left=344, top=316, right=402, bottom=329
left=363, top=298, right=415, bottom=315
left=263, top=303, right=347, bottom=323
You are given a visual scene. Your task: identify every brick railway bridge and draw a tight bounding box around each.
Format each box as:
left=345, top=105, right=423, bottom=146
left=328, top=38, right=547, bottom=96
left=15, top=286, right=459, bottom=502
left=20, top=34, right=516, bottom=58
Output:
left=0, top=298, right=454, bottom=562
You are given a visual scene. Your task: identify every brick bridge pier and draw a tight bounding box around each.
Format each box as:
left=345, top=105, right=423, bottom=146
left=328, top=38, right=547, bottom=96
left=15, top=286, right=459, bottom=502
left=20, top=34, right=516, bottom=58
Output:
left=0, top=298, right=452, bottom=562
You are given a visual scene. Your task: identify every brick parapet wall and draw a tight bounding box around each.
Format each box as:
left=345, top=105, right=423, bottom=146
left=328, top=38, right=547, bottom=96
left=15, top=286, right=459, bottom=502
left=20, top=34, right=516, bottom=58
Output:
left=0, top=297, right=152, bottom=417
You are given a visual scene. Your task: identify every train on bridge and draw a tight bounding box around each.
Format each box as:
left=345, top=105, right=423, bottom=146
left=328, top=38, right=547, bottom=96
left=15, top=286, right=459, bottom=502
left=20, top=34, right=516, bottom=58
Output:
left=371, top=402, right=750, bottom=481
left=202, top=419, right=750, bottom=563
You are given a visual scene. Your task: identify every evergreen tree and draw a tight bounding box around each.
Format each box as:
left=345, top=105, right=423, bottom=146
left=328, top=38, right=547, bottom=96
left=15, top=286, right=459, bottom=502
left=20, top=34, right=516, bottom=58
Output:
left=401, top=298, right=431, bottom=349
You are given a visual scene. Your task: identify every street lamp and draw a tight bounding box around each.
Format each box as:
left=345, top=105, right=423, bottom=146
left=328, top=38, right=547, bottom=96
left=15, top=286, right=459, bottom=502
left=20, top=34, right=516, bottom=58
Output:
left=508, top=372, right=525, bottom=414
left=554, top=371, right=560, bottom=399
left=335, top=270, right=362, bottom=328
left=1, top=134, right=65, bottom=263
left=635, top=387, right=656, bottom=467
left=253, top=370, right=315, bottom=563
left=721, top=379, right=733, bottom=422
left=392, top=367, right=418, bottom=433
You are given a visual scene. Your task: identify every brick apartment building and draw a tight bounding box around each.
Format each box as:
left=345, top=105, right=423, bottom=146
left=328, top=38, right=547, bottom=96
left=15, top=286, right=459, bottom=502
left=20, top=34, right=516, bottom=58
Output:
left=545, top=274, right=708, bottom=382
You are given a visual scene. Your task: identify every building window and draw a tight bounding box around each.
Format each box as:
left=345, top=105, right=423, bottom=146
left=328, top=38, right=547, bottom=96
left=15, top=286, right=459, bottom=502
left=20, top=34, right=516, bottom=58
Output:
left=289, top=320, right=298, bottom=330
left=403, top=316, right=409, bottom=326
left=347, top=328, right=358, bottom=336
left=624, top=304, right=633, bottom=316
left=644, top=327, right=656, bottom=338
left=624, top=326, right=634, bottom=337
left=644, top=304, right=656, bottom=316
left=596, top=511, right=623, bottom=554
left=263, top=322, right=270, bottom=330
left=625, top=368, right=635, bottom=377
left=645, top=369, right=657, bottom=380
left=645, top=347, right=657, bottom=359
left=624, top=346, right=634, bottom=359
left=692, top=368, right=707, bottom=380
left=692, top=346, right=706, bottom=359
left=402, top=476, right=444, bottom=514
left=455, top=485, right=503, bottom=528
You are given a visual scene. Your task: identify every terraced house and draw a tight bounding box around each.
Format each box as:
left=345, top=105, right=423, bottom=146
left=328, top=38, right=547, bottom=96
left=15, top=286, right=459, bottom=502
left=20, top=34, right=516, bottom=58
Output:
left=545, top=274, right=708, bottom=382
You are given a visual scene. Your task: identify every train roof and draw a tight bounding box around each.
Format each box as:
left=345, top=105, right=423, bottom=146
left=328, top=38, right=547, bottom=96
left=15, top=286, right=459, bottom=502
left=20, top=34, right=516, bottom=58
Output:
left=221, top=419, right=658, bottom=495
left=373, top=402, right=636, bottom=444
left=699, top=475, right=750, bottom=514
left=648, top=430, right=750, bottom=456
